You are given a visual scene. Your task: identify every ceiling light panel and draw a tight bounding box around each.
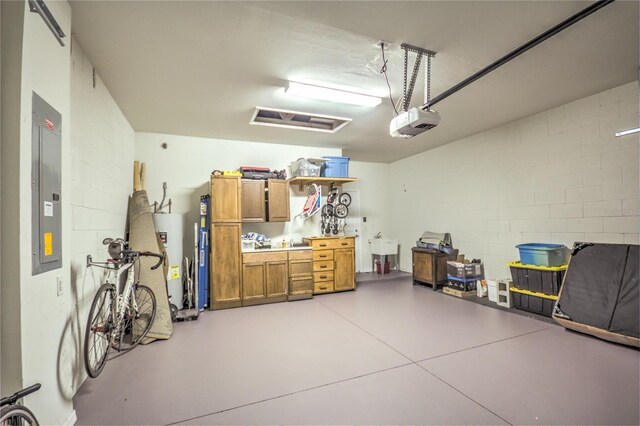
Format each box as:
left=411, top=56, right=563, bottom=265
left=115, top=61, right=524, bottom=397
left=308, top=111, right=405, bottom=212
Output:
left=250, top=107, right=352, bottom=133
left=285, top=82, right=382, bottom=107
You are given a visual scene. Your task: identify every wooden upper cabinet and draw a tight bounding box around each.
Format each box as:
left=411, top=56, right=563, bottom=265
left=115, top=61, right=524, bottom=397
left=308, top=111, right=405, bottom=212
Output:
left=241, top=179, right=266, bottom=222
left=211, top=176, right=241, bottom=222
left=267, top=179, right=290, bottom=222
left=334, top=248, right=355, bottom=291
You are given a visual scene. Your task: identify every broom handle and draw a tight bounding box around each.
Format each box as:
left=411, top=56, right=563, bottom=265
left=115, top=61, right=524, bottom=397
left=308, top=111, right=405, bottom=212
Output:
left=133, top=161, right=141, bottom=191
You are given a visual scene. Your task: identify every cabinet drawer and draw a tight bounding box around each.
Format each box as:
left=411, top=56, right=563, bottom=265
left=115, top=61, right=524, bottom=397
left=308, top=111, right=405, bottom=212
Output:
left=313, top=260, right=334, bottom=272
left=310, top=238, right=354, bottom=249
left=313, top=271, right=334, bottom=282
left=288, top=249, right=312, bottom=260
left=314, top=281, right=335, bottom=293
left=290, top=277, right=313, bottom=294
left=313, top=249, right=334, bottom=261
left=289, top=260, right=313, bottom=277
left=243, top=251, right=287, bottom=263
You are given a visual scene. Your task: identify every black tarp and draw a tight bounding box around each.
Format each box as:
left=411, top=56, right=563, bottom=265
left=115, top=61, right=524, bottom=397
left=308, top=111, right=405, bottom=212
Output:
left=555, top=243, right=639, bottom=343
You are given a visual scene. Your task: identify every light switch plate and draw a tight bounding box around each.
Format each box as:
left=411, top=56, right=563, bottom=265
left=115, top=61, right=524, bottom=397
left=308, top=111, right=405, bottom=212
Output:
left=57, top=275, right=63, bottom=296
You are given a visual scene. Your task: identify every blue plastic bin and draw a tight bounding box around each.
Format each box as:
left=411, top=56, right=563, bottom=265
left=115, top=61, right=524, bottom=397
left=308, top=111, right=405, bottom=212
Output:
left=516, top=243, right=566, bottom=267
left=321, top=156, right=349, bottom=177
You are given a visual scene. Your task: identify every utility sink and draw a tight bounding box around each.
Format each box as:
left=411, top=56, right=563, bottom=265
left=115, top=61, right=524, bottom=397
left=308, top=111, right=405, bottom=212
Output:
left=370, top=238, right=398, bottom=256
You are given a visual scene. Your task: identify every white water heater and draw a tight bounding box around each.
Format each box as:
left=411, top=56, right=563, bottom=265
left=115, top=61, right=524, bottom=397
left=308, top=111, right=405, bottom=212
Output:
left=153, top=213, right=184, bottom=309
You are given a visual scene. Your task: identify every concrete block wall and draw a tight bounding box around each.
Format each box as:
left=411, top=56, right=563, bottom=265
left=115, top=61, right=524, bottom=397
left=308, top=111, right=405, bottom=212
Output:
left=389, top=81, right=639, bottom=279
left=68, top=38, right=135, bottom=390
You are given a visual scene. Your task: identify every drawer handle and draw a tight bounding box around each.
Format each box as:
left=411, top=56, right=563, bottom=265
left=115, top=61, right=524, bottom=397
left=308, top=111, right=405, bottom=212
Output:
left=319, top=286, right=327, bottom=290
left=341, top=242, right=348, bottom=246
left=319, top=255, right=327, bottom=258
left=320, top=265, right=327, bottom=269
left=320, top=275, right=327, bottom=279
left=319, top=244, right=327, bottom=247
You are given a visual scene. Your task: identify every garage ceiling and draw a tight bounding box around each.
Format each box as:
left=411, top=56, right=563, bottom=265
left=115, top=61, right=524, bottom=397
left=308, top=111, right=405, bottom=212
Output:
left=69, top=1, right=638, bottom=163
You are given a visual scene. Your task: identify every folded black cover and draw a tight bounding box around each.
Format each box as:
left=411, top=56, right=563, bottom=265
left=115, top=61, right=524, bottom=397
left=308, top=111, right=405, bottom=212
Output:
left=556, top=243, right=639, bottom=339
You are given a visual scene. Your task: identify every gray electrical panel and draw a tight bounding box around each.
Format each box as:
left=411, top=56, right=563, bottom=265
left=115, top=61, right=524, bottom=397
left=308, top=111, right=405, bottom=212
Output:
left=32, top=92, right=62, bottom=274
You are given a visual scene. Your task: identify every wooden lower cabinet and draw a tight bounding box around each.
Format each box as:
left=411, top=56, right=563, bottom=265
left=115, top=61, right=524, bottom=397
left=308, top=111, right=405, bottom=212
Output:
left=334, top=248, right=355, bottom=291
left=210, top=223, right=242, bottom=309
left=288, top=249, right=313, bottom=300
left=241, top=251, right=288, bottom=306
left=266, top=260, right=288, bottom=297
left=412, top=247, right=456, bottom=290
left=304, top=236, right=356, bottom=294
left=242, top=262, right=266, bottom=300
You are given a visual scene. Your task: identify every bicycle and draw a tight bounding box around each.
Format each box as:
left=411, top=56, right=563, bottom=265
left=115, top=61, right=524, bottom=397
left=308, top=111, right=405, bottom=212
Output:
left=321, top=185, right=351, bottom=235
left=84, top=238, right=164, bottom=378
left=0, top=383, right=41, bottom=425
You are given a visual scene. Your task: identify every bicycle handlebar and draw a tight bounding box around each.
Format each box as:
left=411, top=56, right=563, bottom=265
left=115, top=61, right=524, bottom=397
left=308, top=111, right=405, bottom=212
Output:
left=119, top=250, right=164, bottom=270
left=142, top=251, right=164, bottom=270
left=0, top=383, right=41, bottom=407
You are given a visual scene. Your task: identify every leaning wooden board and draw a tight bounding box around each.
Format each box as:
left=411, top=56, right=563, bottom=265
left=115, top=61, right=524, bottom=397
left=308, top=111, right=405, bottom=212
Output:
left=128, top=190, right=173, bottom=342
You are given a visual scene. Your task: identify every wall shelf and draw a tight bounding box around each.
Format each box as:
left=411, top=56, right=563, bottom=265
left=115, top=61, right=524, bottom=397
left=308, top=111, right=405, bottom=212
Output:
left=288, top=177, right=357, bottom=191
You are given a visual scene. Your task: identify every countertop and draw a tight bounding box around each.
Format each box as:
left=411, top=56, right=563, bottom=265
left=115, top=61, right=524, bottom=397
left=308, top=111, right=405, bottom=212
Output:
left=241, top=246, right=312, bottom=253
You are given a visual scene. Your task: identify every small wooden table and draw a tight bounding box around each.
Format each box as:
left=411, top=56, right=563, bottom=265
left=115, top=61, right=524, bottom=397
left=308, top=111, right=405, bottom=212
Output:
left=412, top=247, right=456, bottom=291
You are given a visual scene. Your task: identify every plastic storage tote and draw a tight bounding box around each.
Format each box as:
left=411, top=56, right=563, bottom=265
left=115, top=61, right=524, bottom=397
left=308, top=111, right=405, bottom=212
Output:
left=510, top=287, right=558, bottom=317
left=516, top=243, right=566, bottom=267
left=321, top=156, right=349, bottom=177
left=508, top=261, right=567, bottom=296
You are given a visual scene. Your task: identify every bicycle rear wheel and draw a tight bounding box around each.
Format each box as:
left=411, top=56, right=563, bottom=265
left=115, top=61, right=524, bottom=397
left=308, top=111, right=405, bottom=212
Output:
left=113, top=284, right=156, bottom=352
left=0, top=404, right=39, bottom=426
left=84, top=284, right=115, bottom=378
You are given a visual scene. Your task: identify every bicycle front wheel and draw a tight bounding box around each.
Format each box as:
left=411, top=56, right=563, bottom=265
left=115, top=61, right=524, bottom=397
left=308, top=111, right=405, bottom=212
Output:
left=113, top=284, right=156, bottom=352
left=0, top=404, right=39, bottom=426
left=84, top=283, right=116, bottom=378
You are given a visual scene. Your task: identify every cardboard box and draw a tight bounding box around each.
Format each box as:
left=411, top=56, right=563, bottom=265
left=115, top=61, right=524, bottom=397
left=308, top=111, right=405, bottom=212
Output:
left=446, top=261, right=483, bottom=278
left=443, top=286, right=476, bottom=298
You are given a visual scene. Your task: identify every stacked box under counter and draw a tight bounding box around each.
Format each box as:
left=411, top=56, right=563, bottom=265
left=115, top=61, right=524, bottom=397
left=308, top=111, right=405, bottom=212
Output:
left=303, top=236, right=356, bottom=294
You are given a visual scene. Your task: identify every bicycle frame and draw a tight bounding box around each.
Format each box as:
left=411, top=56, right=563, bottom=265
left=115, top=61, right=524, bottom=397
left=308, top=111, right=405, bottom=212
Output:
left=88, top=256, right=140, bottom=350
left=110, top=261, right=138, bottom=348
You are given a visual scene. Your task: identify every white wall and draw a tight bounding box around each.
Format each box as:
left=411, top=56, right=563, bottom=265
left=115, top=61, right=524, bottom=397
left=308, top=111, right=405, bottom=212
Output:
left=389, top=81, right=639, bottom=278
left=64, top=36, right=135, bottom=408
left=1, top=0, right=25, bottom=399
left=0, top=2, right=134, bottom=423
left=347, top=161, right=392, bottom=271
left=135, top=133, right=389, bottom=271
left=11, top=1, right=74, bottom=424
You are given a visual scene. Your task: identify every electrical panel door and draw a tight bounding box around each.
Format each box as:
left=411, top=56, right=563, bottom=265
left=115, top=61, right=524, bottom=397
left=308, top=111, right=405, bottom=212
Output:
left=32, top=92, right=62, bottom=274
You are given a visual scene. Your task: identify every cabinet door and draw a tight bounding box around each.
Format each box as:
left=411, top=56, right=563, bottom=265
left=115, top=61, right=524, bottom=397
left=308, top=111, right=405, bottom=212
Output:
left=211, top=223, right=242, bottom=307
left=211, top=176, right=241, bottom=222
left=412, top=251, right=434, bottom=283
left=266, top=261, right=288, bottom=297
left=242, top=262, right=266, bottom=300
left=334, top=248, right=355, bottom=291
left=241, top=179, right=266, bottom=222
left=267, top=179, right=290, bottom=222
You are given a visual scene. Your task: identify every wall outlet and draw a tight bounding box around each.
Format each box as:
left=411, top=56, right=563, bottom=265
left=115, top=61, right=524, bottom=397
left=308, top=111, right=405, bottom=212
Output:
left=57, top=276, right=63, bottom=296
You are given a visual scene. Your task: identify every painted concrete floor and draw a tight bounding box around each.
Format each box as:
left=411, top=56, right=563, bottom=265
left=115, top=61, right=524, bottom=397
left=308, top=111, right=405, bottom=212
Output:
left=73, top=275, right=640, bottom=425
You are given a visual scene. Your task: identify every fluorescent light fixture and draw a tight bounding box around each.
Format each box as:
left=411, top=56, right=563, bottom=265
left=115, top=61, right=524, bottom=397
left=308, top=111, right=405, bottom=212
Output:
left=285, top=81, right=382, bottom=107
left=615, top=127, right=640, bottom=137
